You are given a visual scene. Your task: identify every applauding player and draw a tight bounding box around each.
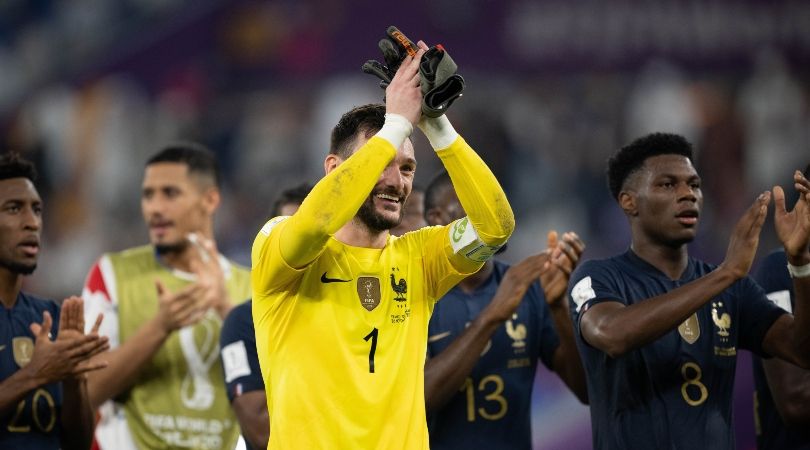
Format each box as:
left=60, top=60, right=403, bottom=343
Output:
left=0, top=153, right=108, bottom=450
left=423, top=171, right=587, bottom=449
left=569, top=133, right=810, bottom=450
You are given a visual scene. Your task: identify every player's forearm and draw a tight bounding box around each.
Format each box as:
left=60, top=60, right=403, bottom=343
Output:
left=233, top=393, right=270, bottom=450
left=436, top=138, right=514, bottom=245
left=276, top=137, right=398, bottom=268
left=0, top=370, right=40, bottom=417
left=424, top=315, right=501, bottom=413
left=763, top=358, right=810, bottom=427
left=583, top=266, right=738, bottom=358
left=60, top=377, right=94, bottom=450
left=86, top=316, right=169, bottom=408
left=788, top=273, right=810, bottom=366
left=548, top=302, right=588, bottom=403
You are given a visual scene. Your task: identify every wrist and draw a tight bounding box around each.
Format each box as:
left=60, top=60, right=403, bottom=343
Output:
left=418, top=115, right=458, bottom=150
left=787, top=261, right=810, bottom=278
left=376, top=114, right=413, bottom=149
left=787, top=250, right=810, bottom=267
left=149, top=315, right=172, bottom=339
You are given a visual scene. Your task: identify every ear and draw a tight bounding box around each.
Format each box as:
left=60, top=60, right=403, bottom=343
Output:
left=619, top=191, right=638, bottom=217
left=202, top=187, right=221, bottom=215
left=324, top=154, right=341, bottom=175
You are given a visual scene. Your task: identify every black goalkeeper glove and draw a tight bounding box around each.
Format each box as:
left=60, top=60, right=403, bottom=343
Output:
left=361, top=26, right=417, bottom=89
left=419, top=44, right=465, bottom=118
left=362, top=26, right=465, bottom=117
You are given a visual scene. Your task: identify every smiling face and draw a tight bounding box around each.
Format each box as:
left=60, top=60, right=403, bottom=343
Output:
left=141, top=162, right=218, bottom=253
left=622, top=154, right=703, bottom=248
left=0, top=178, right=42, bottom=275
left=328, top=133, right=417, bottom=233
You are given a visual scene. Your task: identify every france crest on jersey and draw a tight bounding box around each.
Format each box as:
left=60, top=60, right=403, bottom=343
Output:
left=569, top=250, right=785, bottom=450
left=0, top=292, right=62, bottom=449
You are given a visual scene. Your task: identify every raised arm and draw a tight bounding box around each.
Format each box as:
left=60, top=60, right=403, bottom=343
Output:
left=422, top=117, right=514, bottom=253
left=760, top=171, right=810, bottom=368
left=579, top=192, right=771, bottom=358
left=251, top=52, right=425, bottom=281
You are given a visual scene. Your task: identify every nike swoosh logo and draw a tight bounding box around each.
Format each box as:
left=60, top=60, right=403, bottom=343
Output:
left=428, top=331, right=452, bottom=343
left=321, top=272, right=352, bottom=283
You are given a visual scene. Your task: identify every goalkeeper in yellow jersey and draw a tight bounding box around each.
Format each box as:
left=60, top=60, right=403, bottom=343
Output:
left=251, top=38, right=514, bottom=450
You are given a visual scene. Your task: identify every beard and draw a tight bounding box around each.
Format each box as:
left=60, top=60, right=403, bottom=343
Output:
left=357, top=194, right=404, bottom=233
left=155, top=240, right=189, bottom=255
left=0, top=258, right=36, bottom=275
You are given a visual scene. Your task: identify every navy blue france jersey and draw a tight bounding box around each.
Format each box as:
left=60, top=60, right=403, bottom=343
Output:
left=752, top=250, right=810, bottom=449
left=219, top=300, right=263, bottom=450
left=569, top=250, right=786, bottom=450
left=0, top=292, right=62, bottom=449
left=427, top=260, right=560, bottom=450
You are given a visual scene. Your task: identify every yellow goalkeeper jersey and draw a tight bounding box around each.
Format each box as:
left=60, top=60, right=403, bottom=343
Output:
left=252, top=134, right=513, bottom=449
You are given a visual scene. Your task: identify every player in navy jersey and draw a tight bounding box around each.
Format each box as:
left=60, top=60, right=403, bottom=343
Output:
left=569, top=133, right=810, bottom=450
left=220, top=182, right=311, bottom=450
left=751, top=163, right=810, bottom=450
left=0, top=153, right=108, bottom=450
left=423, top=171, right=587, bottom=450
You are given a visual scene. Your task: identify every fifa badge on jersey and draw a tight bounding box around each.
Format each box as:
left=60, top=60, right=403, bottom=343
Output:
left=357, top=276, right=381, bottom=311
left=12, top=337, right=34, bottom=367
left=678, top=313, right=700, bottom=344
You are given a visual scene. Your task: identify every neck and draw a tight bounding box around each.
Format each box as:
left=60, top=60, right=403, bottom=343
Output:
left=630, top=235, right=689, bottom=280
left=457, top=260, right=494, bottom=293
left=0, top=270, right=23, bottom=309
left=158, top=245, right=202, bottom=273
left=334, top=218, right=389, bottom=249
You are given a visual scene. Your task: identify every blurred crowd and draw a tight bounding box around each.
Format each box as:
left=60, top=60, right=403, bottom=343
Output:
left=0, top=0, right=808, bottom=310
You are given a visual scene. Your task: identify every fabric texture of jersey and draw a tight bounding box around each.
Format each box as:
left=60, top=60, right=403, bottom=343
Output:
left=426, top=259, right=559, bottom=450
left=82, top=245, right=251, bottom=450
left=752, top=249, right=810, bottom=450
left=252, top=131, right=511, bottom=450
left=569, top=250, right=786, bottom=450
left=219, top=300, right=262, bottom=450
left=0, top=293, right=61, bottom=449
left=253, top=222, right=473, bottom=450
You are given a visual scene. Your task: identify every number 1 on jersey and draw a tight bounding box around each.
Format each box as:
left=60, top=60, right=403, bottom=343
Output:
left=364, top=327, right=379, bottom=373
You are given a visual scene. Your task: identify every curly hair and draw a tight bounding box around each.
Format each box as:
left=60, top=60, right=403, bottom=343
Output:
left=607, top=132, right=693, bottom=200
left=0, top=152, right=37, bottom=183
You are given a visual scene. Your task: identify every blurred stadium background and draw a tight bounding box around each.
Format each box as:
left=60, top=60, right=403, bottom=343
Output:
left=3, top=1, right=809, bottom=448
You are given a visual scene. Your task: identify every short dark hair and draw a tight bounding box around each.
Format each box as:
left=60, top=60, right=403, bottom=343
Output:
left=272, top=182, right=313, bottom=216
left=0, top=153, right=37, bottom=183
left=146, top=142, right=220, bottom=188
left=330, top=104, right=386, bottom=159
left=607, top=132, right=693, bottom=200
left=424, top=170, right=452, bottom=215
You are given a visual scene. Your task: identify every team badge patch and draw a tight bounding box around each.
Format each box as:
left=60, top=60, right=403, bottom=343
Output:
left=12, top=337, right=34, bottom=367
left=678, top=313, right=700, bottom=344
left=357, top=277, right=381, bottom=311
